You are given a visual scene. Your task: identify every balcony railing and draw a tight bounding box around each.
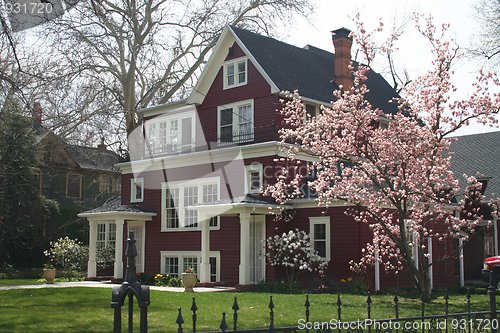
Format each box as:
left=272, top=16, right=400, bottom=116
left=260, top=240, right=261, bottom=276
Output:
left=141, top=124, right=279, bottom=159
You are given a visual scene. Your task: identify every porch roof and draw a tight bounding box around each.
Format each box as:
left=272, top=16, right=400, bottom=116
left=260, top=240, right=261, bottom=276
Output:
left=187, top=193, right=291, bottom=215
left=78, top=197, right=157, bottom=219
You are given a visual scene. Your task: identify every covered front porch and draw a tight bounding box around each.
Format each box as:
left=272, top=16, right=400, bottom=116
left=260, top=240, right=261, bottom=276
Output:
left=78, top=197, right=156, bottom=280
left=191, top=195, right=289, bottom=285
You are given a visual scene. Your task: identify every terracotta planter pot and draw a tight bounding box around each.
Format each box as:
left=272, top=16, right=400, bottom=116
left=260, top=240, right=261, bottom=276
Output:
left=181, top=272, right=197, bottom=292
left=43, top=268, right=56, bottom=284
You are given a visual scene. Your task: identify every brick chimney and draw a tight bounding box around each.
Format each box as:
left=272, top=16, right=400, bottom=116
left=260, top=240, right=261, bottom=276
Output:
left=332, top=27, right=353, bottom=91
left=33, top=102, right=42, bottom=125
left=98, top=137, right=107, bottom=150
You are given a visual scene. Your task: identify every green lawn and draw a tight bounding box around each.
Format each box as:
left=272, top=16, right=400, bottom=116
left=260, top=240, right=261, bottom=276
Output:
left=0, top=287, right=494, bottom=333
left=0, top=279, right=43, bottom=286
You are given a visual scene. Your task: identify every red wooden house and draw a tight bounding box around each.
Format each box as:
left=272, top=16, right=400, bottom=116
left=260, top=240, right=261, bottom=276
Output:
left=79, top=25, right=457, bottom=289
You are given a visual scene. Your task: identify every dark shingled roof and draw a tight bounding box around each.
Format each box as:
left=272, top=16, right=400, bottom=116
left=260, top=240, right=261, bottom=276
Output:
left=450, top=131, right=500, bottom=200
left=65, top=145, right=120, bottom=172
left=231, top=26, right=400, bottom=115
left=81, top=197, right=156, bottom=214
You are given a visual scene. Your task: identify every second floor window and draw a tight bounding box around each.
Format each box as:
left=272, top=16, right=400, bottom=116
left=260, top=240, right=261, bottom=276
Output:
left=146, top=113, right=194, bottom=156
left=223, top=58, right=247, bottom=89
left=162, top=178, right=220, bottom=231
left=66, top=173, right=82, bottom=199
left=218, top=100, right=254, bottom=145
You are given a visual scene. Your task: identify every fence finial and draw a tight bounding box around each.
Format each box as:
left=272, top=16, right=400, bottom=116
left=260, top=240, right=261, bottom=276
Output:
left=111, top=231, right=150, bottom=333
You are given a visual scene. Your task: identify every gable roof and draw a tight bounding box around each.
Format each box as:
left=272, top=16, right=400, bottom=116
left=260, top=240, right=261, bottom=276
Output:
left=65, top=145, right=120, bottom=173
left=450, top=131, right=500, bottom=201
left=230, top=26, right=399, bottom=114
left=34, top=124, right=120, bottom=173
left=188, top=25, right=399, bottom=114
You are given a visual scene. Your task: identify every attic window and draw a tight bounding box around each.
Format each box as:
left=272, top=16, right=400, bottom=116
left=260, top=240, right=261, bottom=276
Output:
left=223, top=57, right=247, bottom=89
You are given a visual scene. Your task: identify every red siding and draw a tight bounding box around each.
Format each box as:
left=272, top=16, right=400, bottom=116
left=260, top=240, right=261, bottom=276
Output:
left=197, top=42, right=280, bottom=144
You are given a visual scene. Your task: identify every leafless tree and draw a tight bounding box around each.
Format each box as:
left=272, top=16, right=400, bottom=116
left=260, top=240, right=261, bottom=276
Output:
left=38, top=0, right=313, bottom=147
left=469, top=0, right=500, bottom=67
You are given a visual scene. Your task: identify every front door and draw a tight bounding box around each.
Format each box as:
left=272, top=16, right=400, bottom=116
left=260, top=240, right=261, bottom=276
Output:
left=127, top=224, right=144, bottom=273
left=249, top=215, right=266, bottom=283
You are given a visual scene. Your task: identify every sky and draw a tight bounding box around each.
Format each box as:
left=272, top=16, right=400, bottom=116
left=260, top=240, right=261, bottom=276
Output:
left=278, top=0, right=498, bottom=136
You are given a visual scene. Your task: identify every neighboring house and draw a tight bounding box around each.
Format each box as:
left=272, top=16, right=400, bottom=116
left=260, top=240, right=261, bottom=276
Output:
left=79, top=26, right=452, bottom=289
left=33, top=103, right=121, bottom=239
left=450, top=131, right=500, bottom=282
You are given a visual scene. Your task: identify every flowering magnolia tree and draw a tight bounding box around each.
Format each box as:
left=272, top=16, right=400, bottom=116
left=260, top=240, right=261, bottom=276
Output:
left=267, top=15, right=500, bottom=301
left=266, top=229, right=328, bottom=285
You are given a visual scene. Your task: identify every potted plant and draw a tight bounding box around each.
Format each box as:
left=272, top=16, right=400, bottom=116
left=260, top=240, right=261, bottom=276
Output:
left=43, top=262, right=56, bottom=284
left=181, top=267, right=197, bottom=292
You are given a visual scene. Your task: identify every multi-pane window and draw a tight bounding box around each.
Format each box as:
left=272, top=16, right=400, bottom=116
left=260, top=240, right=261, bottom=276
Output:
left=96, top=222, right=116, bottom=250
left=203, top=184, right=219, bottom=227
left=244, top=164, right=263, bottom=194
left=184, top=186, right=198, bottom=228
left=309, top=217, right=331, bottom=261
left=161, top=252, right=220, bottom=281
left=112, top=178, right=121, bottom=194
left=99, top=176, right=112, bottom=193
left=145, top=112, right=194, bottom=156
left=66, top=173, right=82, bottom=199
left=219, top=108, right=233, bottom=142
left=218, top=100, right=254, bottom=144
left=313, top=224, right=327, bottom=258
left=224, top=58, right=247, bottom=89
left=162, top=178, right=220, bottom=230
left=165, top=187, right=179, bottom=229
left=210, top=257, right=217, bottom=282
left=183, top=257, right=198, bottom=273
left=130, top=178, right=144, bottom=203
left=164, top=257, right=179, bottom=275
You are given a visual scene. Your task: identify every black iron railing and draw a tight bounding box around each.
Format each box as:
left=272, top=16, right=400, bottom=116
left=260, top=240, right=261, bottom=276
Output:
left=142, top=124, right=280, bottom=159
left=173, top=287, right=499, bottom=333
left=112, top=236, right=498, bottom=333
left=111, top=231, right=150, bottom=333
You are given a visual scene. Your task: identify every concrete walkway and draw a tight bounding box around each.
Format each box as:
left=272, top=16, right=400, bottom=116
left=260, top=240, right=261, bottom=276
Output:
left=0, top=280, right=235, bottom=292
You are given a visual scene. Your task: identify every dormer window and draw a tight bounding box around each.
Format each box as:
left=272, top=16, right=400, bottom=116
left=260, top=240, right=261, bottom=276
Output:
left=223, top=58, right=247, bottom=89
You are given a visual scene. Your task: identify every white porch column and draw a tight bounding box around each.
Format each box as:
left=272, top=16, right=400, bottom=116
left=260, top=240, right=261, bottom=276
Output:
left=239, top=212, right=251, bottom=285
left=428, top=237, right=433, bottom=290
left=494, top=219, right=499, bottom=256
left=199, top=213, right=211, bottom=283
left=113, top=219, right=125, bottom=279
left=459, top=237, right=464, bottom=287
left=87, top=220, right=97, bottom=277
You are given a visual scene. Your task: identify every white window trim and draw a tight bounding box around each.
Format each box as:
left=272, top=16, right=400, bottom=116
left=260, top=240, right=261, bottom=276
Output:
left=304, top=103, right=318, bottom=121
left=223, top=57, right=248, bottom=90
left=160, top=251, right=221, bottom=282
left=244, top=163, right=263, bottom=194
left=217, top=99, right=254, bottom=144
left=145, top=110, right=196, bottom=156
left=96, top=222, right=116, bottom=249
left=309, top=217, right=331, bottom=262
left=130, top=178, right=144, bottom=203
left=161, top=177, right=220, bottom=232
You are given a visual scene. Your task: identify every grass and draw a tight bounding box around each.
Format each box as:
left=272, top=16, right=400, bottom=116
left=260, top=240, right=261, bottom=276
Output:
left=0, top=279, right=43, bottom=286
left=0, top=287, right=494, bottom=333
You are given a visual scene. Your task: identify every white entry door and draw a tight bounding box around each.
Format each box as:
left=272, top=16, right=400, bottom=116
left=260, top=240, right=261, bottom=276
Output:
left=127, top=225, right=144, bottom=273
left=249, top=215, right=266, bottom=283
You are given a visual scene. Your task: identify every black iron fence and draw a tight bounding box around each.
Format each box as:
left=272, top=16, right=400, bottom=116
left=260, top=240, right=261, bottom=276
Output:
left=113, top=233, right=499, bottom=333
left=174, top=289, right=498, bottom=333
